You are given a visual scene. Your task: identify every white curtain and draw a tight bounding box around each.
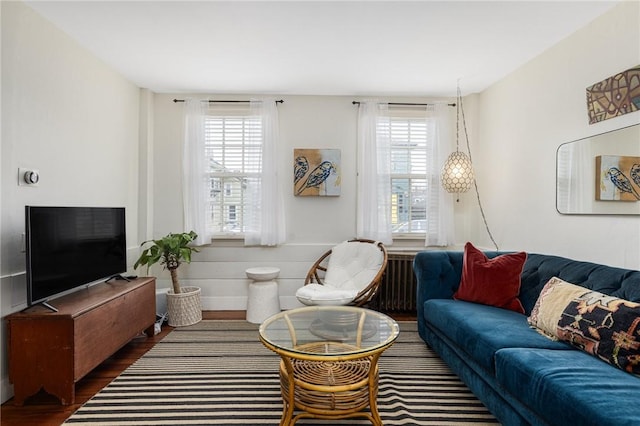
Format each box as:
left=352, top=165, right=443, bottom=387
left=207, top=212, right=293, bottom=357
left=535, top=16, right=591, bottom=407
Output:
left=244, top=99, right=286, bottom=246
left=356, top=101, right=455, bottom=247
left=182, top=98, right=212, bottom=246
left=356, top=101, right=393, bottom=245
left=424, top=104, right=455, bottom=246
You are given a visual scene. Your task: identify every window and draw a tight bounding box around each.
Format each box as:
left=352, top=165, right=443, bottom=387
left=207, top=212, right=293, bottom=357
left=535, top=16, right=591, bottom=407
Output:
left=385, top=111, right=434, bottom=235
left=357, top=101, right=452, bottom=246
left=204, top=109, right=262, bottom=236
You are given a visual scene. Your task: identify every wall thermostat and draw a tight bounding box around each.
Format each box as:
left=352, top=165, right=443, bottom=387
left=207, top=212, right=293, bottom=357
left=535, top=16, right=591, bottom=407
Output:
left=24, top=171, right=39, bottom=184
left=18, top=168, right=40, bottom=186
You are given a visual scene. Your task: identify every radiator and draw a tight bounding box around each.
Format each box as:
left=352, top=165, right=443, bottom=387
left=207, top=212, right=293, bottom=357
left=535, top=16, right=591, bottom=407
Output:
left=370, top=252, right=417, bottom=314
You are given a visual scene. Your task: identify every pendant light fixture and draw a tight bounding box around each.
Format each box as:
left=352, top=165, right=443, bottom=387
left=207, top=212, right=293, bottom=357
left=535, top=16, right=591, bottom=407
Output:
left=440, top=83, right=499, bottom=250
left=441, top=85, right=474, bottom=201
left=441, top=151, right=474, bottom=198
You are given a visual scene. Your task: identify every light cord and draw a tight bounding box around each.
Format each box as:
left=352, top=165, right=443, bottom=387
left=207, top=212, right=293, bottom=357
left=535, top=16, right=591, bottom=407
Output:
left=455, top=93, right=460, bottom=152
left=458, top=86, right=499, bottom=251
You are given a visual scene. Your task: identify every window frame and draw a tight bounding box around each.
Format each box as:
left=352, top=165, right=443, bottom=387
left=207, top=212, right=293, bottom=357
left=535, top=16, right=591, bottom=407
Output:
left=386, top=108, right=434, bottom=239
left=204, top=105, right=262, bottom=238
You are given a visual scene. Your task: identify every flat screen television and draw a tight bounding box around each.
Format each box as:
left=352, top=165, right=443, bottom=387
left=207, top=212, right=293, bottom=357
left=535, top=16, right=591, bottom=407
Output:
left=25, top=206, right=127, bottom=308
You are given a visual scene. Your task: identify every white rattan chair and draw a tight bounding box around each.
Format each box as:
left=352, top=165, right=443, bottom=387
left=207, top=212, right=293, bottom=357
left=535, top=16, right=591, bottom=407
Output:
left=295, top=239, right=388, bottom=307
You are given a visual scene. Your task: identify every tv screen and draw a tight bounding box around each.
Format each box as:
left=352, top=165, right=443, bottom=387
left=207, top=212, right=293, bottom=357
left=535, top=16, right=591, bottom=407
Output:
left=25, top=206, right=127, bottom=306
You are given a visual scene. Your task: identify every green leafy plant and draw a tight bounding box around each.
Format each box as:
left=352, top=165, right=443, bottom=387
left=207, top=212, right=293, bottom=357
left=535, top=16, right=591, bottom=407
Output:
left=134, top=231, right=199, bottom=294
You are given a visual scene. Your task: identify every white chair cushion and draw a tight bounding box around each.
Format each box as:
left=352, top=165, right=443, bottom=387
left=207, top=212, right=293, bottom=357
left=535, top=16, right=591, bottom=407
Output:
left=323, top=241, right=384, bottom=292
left=295, top=283, right=358, bottom=306
left=295, top=241, right=384, bottom=306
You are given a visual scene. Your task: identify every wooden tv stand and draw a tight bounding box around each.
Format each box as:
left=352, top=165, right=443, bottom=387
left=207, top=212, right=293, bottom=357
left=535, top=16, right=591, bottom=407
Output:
left=6, top=277, right=156, bottom=405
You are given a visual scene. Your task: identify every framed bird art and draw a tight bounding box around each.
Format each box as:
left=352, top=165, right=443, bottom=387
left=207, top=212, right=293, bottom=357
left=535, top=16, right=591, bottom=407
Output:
left=596, top=155, right=640, bottom=201
left=293, top=148, right=341, bottom=196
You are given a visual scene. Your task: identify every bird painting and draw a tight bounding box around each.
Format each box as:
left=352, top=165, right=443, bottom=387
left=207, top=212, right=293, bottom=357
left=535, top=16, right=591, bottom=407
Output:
left=606, top=167, right=640, bottom=200
left=630, top=164, right=640, bottom=188
left=596, top=155, right=640, bottom=202
left=294, top=156, right=309, bottom=184
left=293, top=148, right=341, bottom=196
left=296, top=160, right=335, bottom=196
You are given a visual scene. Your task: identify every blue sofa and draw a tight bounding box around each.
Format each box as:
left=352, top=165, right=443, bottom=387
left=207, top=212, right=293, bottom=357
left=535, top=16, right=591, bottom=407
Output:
left=414, top=251, right=640, bottom=426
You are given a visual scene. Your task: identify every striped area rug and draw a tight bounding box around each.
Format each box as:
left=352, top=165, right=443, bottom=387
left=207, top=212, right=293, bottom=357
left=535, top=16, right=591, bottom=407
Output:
left=64, top=320, right=498, bottom=425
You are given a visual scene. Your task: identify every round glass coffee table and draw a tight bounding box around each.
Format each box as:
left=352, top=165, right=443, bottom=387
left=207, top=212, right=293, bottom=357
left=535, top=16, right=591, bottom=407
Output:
left=259, top=305, right=399, bottom=426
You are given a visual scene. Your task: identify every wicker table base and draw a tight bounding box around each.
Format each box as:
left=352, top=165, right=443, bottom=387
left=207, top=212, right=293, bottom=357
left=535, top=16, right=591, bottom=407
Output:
left=278, top=341, right=382, bottom=426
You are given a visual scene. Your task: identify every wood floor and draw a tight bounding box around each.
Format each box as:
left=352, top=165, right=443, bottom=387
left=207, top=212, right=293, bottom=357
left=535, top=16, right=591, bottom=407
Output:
left=1, top=310, right=415, bottom=425
left=0, top=311, right=244, bottom=426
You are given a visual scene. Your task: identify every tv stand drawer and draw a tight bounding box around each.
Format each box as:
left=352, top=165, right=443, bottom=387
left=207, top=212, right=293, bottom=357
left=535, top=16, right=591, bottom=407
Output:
left=6, top=277, right=156, bottom=405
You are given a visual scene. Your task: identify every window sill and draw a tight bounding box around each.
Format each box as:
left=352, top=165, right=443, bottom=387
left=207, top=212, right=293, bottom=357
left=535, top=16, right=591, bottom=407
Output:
left=392, top=233, right=426, bottom=240
left=212, top=234, right=244, bottom=240
left=389, top=237, right=426, bottom=253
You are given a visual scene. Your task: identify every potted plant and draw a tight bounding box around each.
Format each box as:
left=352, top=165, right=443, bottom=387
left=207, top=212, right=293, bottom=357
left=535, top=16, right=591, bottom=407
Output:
left=134, top=231, right=202, bottom=327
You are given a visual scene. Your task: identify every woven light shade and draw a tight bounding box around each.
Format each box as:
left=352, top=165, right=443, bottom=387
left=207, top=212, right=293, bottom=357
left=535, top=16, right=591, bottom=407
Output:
left=441, top=151, right=474, bottom=193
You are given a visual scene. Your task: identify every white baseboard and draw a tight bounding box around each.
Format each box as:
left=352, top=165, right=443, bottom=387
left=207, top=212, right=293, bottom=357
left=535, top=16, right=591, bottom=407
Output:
left=201, top=295, right=246, bottom=311
left=198, top=295, right=304, bottom=312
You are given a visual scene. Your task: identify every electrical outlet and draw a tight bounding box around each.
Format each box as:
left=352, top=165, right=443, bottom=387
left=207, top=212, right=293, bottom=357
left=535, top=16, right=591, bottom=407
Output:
left=18, top=168, right=40, bottom=186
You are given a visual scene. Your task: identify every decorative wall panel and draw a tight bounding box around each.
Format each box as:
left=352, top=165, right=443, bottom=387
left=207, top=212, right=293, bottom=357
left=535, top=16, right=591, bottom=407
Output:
left=586, top=66, right=640, bottom=124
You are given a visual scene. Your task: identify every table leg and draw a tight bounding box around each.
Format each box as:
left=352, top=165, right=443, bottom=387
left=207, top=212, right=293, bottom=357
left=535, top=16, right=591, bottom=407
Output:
left=279, top=358, right=296, bottom=426
left=369, top=355, right=383, bottom=426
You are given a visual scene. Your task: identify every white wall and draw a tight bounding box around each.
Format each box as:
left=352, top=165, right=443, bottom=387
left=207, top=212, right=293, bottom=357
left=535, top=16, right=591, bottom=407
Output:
left=0, top=1, right=140, bottom=403
left=151, top=94, right=457, bottom=310
left=469, top=1, right=640, bottom=268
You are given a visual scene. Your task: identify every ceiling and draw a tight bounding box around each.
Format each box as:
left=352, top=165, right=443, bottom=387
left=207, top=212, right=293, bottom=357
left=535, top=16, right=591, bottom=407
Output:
left=24, top=1, right=619, bottom=97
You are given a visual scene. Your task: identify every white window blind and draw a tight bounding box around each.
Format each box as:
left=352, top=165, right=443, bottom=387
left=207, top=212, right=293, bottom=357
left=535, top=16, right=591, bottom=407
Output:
left=204, top=112, right=262, bottom=236
left=386, top=112, right=434, bottom=235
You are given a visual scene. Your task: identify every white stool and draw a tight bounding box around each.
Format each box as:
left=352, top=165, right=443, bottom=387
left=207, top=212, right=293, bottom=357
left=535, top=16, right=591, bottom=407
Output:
left=245, top=267, right=281, bottom=324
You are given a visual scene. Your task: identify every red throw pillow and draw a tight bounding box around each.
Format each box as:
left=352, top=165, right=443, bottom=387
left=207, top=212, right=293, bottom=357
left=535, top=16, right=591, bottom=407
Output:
left=453, top=242, right=527, bottom=313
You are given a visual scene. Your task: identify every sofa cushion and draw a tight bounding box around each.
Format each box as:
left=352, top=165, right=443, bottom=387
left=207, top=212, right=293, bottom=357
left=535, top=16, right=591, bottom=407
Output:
left=454, top=242, right=527, bottom=313
left=529, top=276, right=640, bottom=374
left=519, top=253, right=640, bottom=314
left=424, top=299, right=570, bottom=374
left=495, top=348, right=640, bottom=426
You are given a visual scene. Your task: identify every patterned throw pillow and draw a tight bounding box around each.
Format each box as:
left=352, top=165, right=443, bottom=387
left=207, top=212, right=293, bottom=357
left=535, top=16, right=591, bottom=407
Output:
left=528, top=277, right=587, bottom=338
left=529, top=277, right=640, bottom=375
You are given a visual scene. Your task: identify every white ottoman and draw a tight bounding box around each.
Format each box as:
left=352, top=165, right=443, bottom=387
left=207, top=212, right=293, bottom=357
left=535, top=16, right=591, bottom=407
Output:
left=245, top=267, right=281, bottom=324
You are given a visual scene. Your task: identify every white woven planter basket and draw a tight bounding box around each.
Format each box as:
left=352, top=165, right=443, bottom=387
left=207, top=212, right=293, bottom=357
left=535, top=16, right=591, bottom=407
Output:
left=166, top=286, right=202, bottom=327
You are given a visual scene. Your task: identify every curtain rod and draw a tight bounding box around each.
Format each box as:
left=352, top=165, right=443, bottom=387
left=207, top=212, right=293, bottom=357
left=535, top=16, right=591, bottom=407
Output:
left=173, top=99, right=284, bottom=104
left=352, top=101, right=455, bottom=107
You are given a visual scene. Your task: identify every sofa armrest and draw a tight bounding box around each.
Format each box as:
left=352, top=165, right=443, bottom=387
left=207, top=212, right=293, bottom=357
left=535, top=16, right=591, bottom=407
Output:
left=414, top=251, right=464, bottom=327
left=414, top=249, right=504, bottom=328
